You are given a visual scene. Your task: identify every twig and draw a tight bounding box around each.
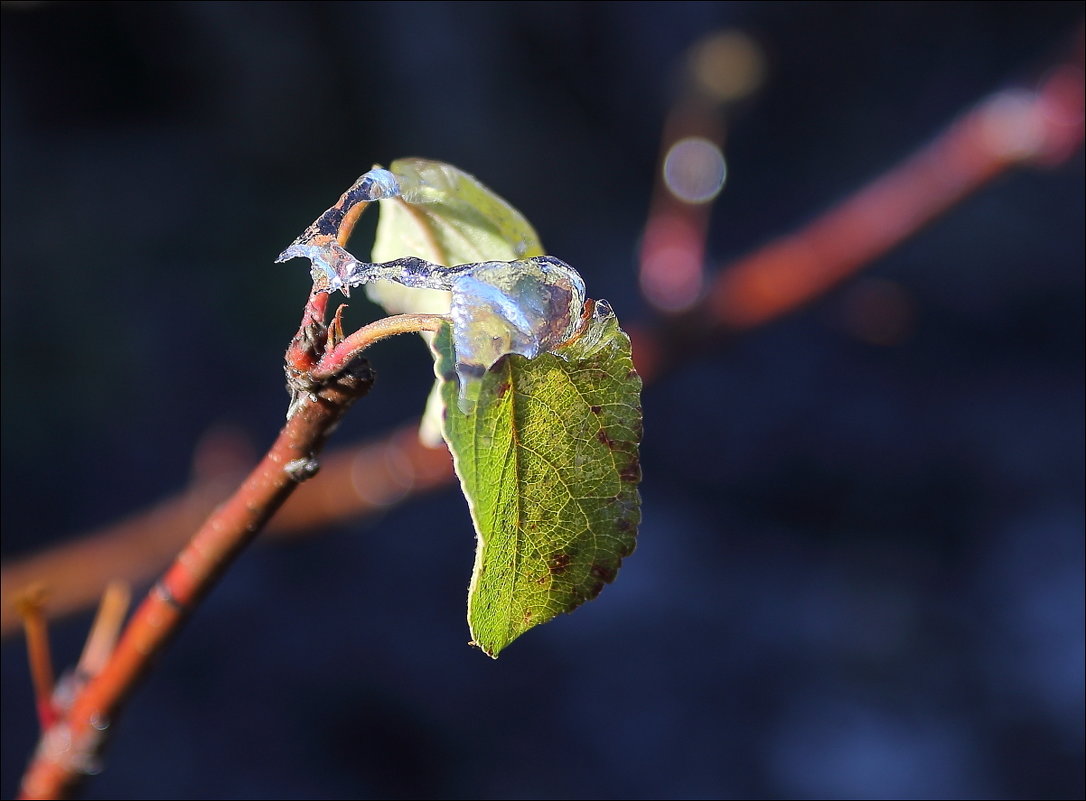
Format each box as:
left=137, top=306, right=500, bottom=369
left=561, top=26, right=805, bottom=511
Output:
left=285, top=291, right=331, bottom=374
left=75, top=583, right=131, bottom=681
left=14, top=586, right=57, bottom=731
left=313, top=313, right=448, bottom=380
left=629, top=55, right=1086, bottom=381
left=704, top=68, right=1085, bottom=332
left=17, top=351, right=376, bottom=799
left=283, top=194, right=368, bottom=372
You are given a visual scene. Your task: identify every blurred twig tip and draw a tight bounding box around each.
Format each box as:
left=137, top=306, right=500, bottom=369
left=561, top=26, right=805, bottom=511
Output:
left=13, top=583, right=50, bottom=619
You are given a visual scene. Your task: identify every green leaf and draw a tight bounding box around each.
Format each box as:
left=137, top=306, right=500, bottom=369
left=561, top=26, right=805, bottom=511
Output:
left=357, top=157, right=641, bottom=655
left=367, top=157, right=545, bottom=319
left=434, top=313, right=642, bottom=658
left=371, top=157, right=545, bottom=267
left=368, top=157, right=547, bottom=444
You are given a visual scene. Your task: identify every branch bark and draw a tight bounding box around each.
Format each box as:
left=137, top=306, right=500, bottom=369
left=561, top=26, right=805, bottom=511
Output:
left=17, top=355, right=375, bottom=800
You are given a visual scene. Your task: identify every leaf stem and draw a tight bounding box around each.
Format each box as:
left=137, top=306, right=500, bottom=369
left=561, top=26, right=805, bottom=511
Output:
left=312, top=313, right=448, bottom=380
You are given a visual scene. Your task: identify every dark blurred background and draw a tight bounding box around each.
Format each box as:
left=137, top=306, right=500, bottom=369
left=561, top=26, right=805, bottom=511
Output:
left=2, top=2, right=1083, bottom=799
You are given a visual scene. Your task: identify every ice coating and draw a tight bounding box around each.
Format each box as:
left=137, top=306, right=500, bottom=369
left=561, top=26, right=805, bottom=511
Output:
left=356, top=167, right=402, bottom=201
left=282, top=248, right=587, bottom=411
left=447, top=258, right=586, bottom=410
left=278, top=241, right=362, bottom=295
left=278, top=166, right=594, bottom=411
left=347, top=255, right=585, bottom=411
left=276, top=166, right=414, bottom=294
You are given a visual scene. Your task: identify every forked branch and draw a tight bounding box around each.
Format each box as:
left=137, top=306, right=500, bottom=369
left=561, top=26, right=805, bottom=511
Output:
left=18, top=337, right=377, bottom=799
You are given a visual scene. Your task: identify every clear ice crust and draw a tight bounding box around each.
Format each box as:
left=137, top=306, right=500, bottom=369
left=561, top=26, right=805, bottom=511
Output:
left=278, top=167, right=604, bottom=411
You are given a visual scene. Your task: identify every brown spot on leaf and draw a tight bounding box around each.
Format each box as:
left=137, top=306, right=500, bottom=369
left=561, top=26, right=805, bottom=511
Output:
left=590, top=405, right=602, bottom=414
left=596, top=429, right=615, bottom=449
left=496, top=381, right=511, bottom=399
left=619, top=462, right=642, bottom=483
left=548, top=552, right=572, bottom=575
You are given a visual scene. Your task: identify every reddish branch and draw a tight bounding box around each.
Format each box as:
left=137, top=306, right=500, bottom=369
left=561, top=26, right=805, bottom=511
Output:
left=629, top=58, right=1085, bottom=380
left=17, top=344, right=376, bottom=799
left=13, top=157, right=470, bottom=797
left=3, top=55, right=1082, bottom=646
left=706, top=67, right=1086, bottom=332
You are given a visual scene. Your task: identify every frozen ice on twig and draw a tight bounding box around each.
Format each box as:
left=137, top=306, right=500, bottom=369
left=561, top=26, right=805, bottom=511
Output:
left=278, top=165, right=605, bottom=411
left=355, top=168, right=403, bottom=201
left=281, top=246, right=588, bottom=410
left=276, top=166, right=416, bottom=294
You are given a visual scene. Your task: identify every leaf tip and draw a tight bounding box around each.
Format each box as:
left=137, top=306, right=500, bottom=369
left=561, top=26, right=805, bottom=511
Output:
left=469, top=639, right=502, bottom=659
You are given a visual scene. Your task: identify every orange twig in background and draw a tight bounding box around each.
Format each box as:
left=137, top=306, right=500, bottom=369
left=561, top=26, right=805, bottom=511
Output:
left=707, top=67, right=1085, bottom=332
left=14, top=586, right=57, bottom=731
left=0, top=425, right=456, bottom=639
left=76, top=582, right=131, bottom=681
left=1, top=483, right=233, bottom=639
